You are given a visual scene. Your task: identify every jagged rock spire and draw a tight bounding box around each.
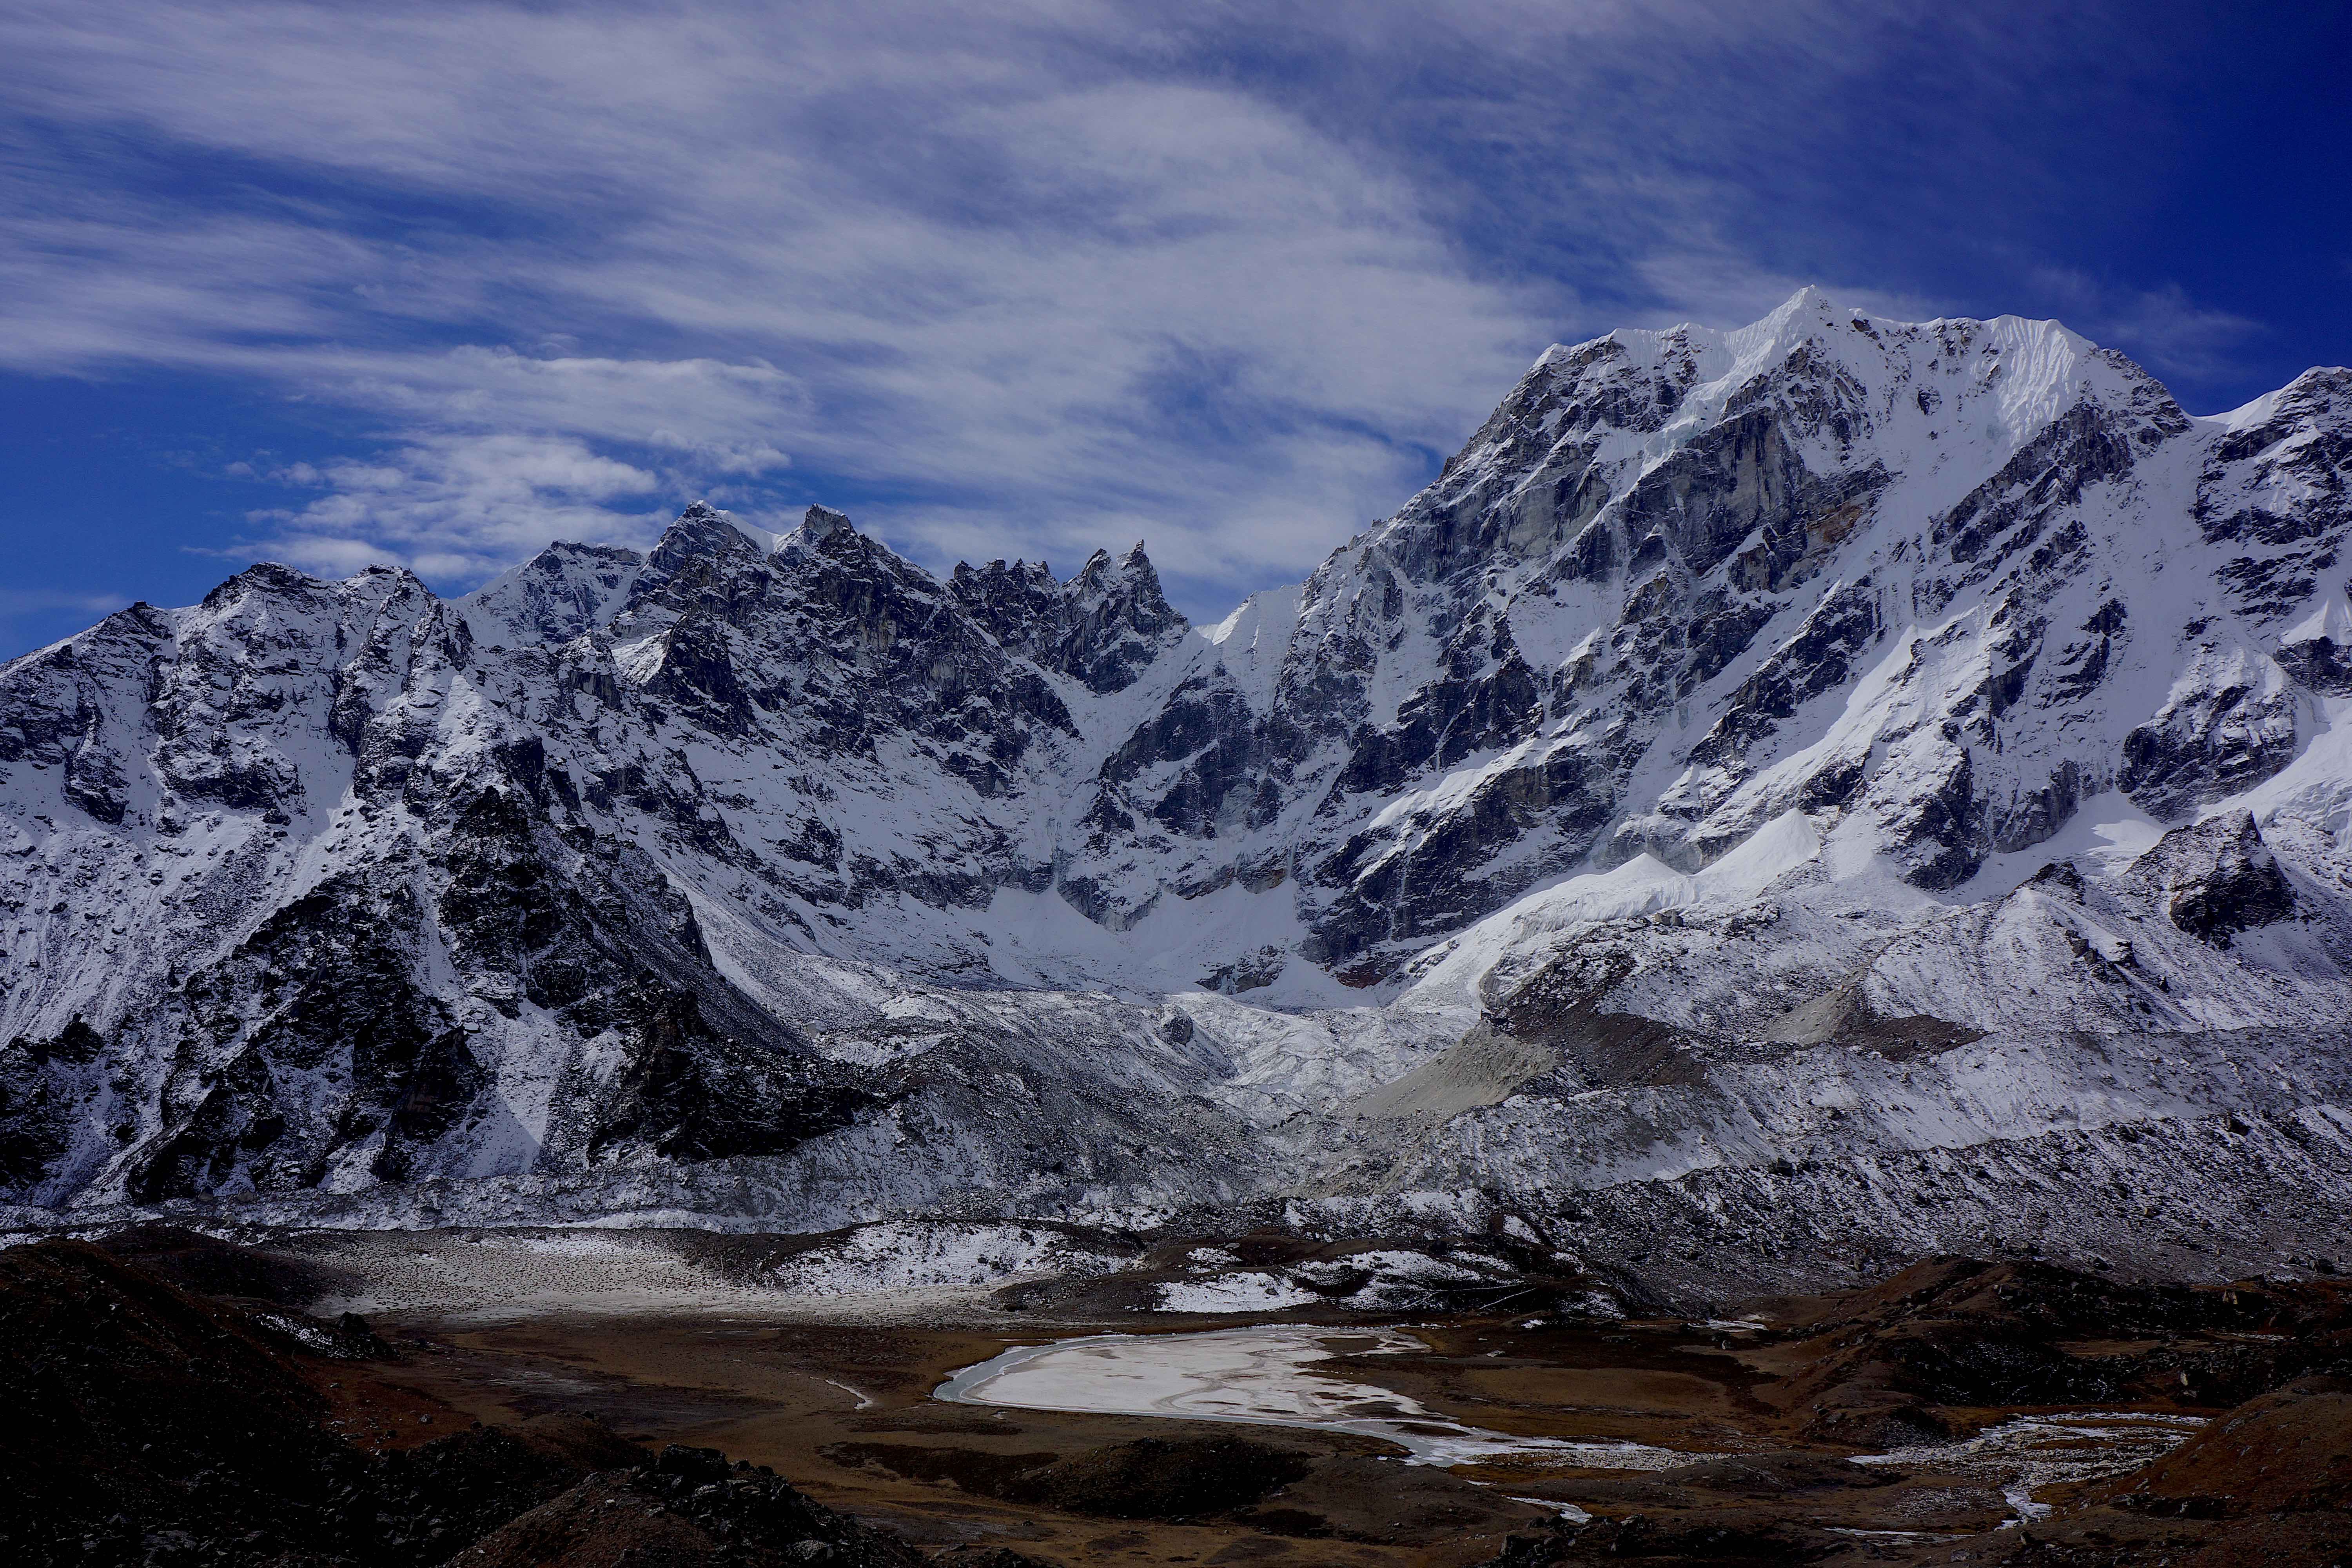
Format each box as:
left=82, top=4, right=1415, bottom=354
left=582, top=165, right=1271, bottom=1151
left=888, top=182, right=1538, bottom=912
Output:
left=800, top=504, right=853, bottom=543
left=944, top=539, right=1184, bottom=693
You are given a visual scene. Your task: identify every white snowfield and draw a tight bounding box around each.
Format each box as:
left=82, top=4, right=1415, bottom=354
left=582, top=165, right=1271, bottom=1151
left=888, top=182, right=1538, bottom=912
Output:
left=4, top=290, right=2352, bottom=1290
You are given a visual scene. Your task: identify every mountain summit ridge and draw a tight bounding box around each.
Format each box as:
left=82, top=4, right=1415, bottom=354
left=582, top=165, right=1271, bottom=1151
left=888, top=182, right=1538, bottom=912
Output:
left=4, top=290, right=2351, bottom=1287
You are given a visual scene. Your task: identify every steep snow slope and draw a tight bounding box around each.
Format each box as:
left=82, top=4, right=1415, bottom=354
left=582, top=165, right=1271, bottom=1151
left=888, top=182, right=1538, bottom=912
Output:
left=4, top=290, right=2351, bottom=1286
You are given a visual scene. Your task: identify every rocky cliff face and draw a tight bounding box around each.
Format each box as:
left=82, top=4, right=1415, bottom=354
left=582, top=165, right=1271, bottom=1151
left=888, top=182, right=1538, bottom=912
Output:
left=5, top=290, right=2352, bottom=1284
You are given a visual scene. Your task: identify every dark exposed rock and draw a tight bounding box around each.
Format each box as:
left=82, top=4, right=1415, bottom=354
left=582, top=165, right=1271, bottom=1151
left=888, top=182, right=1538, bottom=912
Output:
left=125, top=875, right=473, bottom=1200
left=1332, top=613, right=1546, bottom=798
left=2199, top=368, right=2352, bottom=622
left=1098, top=679, right=1262, bottom=836
left=951, top=543, right=1186, bottom=695
left=0, top=1019, right=109, bottom=1189
left=1881, top=738, right=1984, bottom=890
left=1931, top=401, right=2152, bottom=581
left=89, top=1221, right=344, bottom=1305
left=1614, top=406, right=1882, bottom=586
left=2127, top=811, right=2298, bottom=949
left=2119, top=664, right=2300, bottom=820
left=587, top=984, right=875, bottom=1163
left=1689, top=578, right=1880, bottom=768
left=1760, top=1254, right=2352, bottom=1454
left=2276, top=627, right=2352, bottom=693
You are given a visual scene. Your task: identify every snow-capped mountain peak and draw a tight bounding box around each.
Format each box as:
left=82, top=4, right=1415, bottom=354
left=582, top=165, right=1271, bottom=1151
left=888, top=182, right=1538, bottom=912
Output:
left=5, top=294, right=2352, bottom=1287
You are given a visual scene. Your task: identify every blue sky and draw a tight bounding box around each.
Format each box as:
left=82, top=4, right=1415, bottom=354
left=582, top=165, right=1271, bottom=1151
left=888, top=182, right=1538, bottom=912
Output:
left=2, top=0, right=2347, bottom=655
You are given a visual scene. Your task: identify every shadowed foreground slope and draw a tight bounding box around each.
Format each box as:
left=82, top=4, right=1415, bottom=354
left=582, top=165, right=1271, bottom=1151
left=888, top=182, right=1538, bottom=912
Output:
left=0, top=1235, right=945, bottom=1568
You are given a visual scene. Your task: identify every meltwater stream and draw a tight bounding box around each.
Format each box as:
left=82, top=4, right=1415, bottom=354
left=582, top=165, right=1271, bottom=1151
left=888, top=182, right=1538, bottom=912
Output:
left=934, top=1324, right=1691, bottom=1471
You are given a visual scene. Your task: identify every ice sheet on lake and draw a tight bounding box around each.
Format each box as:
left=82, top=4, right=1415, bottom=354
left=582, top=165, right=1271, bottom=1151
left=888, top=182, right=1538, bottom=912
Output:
left=935, top=1323, right=1693, bottom=1470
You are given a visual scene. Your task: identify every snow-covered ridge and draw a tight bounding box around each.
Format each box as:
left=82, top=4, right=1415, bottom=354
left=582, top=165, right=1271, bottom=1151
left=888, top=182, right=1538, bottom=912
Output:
left=4, top=290, right=2352, bottom=1287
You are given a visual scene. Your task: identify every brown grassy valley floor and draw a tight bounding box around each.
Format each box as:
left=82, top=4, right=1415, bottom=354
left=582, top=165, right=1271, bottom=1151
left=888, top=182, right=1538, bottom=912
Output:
left=4, top=1226, right=2350, bottom=1566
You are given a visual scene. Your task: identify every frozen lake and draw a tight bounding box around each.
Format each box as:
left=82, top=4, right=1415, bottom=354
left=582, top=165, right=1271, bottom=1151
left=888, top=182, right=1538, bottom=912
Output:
left=935, top=1323, right=1691, bottom=1470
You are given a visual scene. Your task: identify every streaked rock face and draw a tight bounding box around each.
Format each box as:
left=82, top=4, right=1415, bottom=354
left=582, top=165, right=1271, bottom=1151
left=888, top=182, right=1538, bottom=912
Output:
left=5, top=289, right=2352, bottom=1289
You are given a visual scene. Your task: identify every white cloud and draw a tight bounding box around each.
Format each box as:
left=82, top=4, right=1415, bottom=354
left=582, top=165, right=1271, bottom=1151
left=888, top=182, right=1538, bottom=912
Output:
left=0, top=0, right=2275, bottom=611
left=247, top=434, right=666, bottom=578
left=0, top=1, right=1560, bottom=605
left=0, top=589, right=129, bottom=617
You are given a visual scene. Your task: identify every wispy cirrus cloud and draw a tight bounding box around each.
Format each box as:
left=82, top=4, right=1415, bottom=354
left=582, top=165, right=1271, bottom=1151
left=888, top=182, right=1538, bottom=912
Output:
left=0, top=0, right=2299, bottom=618
left=1, top=1, right=1557, bottom=598
left=234, top=434, right=668, bottom=579
left=2024, top=269, right=2265, bottom=384
left=0, top=588, right=129, bottom=618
